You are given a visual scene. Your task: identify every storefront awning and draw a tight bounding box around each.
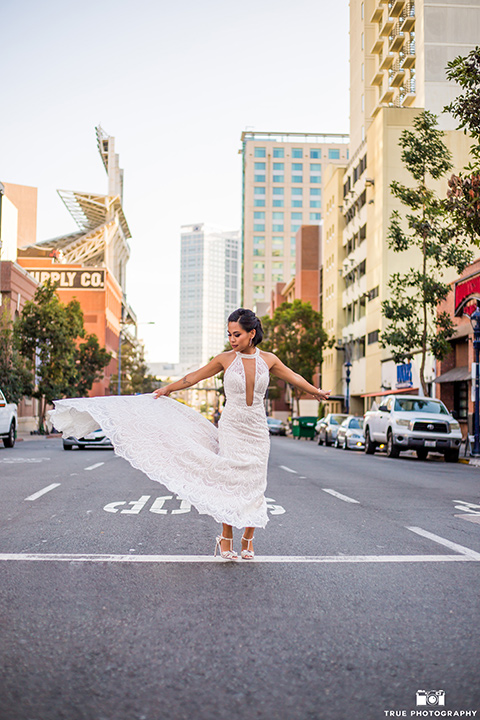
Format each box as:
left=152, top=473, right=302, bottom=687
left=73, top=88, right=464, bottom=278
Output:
left=361, top=387, right=419, bottom=398
left=434, top=366, right=470, bottom=384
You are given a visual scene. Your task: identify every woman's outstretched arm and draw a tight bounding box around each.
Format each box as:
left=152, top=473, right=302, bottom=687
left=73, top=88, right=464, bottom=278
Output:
left=269, top=354, right=331, bottom=402
left=153, top=354, right=227, bottom=398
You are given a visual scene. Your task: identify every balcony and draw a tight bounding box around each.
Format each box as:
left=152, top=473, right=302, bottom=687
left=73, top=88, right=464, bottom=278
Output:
left=400, top=1, right=415, bottom=31
left=379, top=51, right=395, bottom=70
left=400, top=41, right=416, bottom=68
left=380, top=86, right=395, bottom=104
left=390, top=61, right=406, bottom=86
left=380, top=15, right=395, bottom=36
left=388, top=0, right=406, bottom=16
left=388, top=22, right=405, bottom=51
left=371, top=68, right=384, bottom=86
left=371, top=37, right=384, bottom=54
left=370, top=4, right=384, bottom=22
left=399, top=78, right=416, bottom=106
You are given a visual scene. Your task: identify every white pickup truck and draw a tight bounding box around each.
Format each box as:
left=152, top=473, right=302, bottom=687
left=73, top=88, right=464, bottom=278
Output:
left=0, top=389, right=17, bottom=448
left=364, top=395, right=462, bottom=462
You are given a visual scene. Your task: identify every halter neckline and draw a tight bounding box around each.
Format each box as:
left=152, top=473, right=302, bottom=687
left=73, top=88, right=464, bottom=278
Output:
left=236, top=347, right=259, bottom=358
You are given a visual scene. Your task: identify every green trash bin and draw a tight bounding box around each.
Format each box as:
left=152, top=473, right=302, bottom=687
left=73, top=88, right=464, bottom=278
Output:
left=291, top=416, right=317, bottom=440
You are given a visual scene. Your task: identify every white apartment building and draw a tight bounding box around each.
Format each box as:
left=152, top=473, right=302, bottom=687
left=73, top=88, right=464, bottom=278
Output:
left=179, top=223, right=241, bottom=369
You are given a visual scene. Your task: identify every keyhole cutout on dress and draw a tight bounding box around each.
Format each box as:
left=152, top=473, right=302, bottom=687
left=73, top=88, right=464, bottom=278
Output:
left=241, top=357, right=256, bottom=407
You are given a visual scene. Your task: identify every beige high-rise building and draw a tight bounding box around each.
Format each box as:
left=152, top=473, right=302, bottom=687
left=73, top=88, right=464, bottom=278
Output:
left=241, top=132, right=349, bottom=314
left=322, top=0, right=480, bottom=413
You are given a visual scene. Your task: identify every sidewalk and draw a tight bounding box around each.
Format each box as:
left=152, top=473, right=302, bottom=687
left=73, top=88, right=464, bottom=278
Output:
left=16, top=431, right=62, bottom=443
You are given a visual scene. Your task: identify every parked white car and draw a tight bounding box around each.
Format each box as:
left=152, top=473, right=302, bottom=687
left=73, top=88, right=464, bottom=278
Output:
left=335, top=416, right=365, bottom=450
left=364, top=395, right=462, bottom=462
left=0, top=389, right=17, bottom=448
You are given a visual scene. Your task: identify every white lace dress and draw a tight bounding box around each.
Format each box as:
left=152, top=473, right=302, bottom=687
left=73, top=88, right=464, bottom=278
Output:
left=49, top=348, right=271, bottom=528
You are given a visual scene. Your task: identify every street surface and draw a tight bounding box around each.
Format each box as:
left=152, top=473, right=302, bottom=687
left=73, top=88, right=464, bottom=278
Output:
left=1, top=435, right=479, bottom=720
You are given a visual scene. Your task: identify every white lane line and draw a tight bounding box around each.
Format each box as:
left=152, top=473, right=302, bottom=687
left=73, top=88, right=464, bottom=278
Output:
left=322, top=488, right=360, bottom=504
left=84, top=462, right=104, bottom=471
left=0, top=553, right=476, bottom=564
left=24, top=483, right=61, bottom=501
left=407, top=526, right=480, bottom=560
left=279, top=465, right=297, bottom=474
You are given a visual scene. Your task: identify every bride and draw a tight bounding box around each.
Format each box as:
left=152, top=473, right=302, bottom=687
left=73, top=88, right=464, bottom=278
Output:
left=49, top=308, right=331, bottom=561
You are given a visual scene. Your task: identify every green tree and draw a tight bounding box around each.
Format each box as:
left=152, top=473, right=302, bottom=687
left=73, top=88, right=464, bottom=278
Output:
left=110, top=338, right=158, bottom=395
left=261, top=299, right=331, bottom=416
left=16, top=280, right=110, bottom=431
left=444, top=46, right=480, bottom=242
left=381, top=111, right=474, bottom=396
left=0, top=306, right=33, bottom=404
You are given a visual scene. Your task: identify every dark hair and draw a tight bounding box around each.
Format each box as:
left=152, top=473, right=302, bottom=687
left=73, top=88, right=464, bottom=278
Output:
left=228, top=308, right=264, bottom=346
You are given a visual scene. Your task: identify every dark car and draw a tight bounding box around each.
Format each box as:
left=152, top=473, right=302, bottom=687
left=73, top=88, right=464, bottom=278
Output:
left=316, top=413, right=348, bottom=446
left=63, top=428, right=114, bottom=450
left=267, top=417, right=287, bottom=436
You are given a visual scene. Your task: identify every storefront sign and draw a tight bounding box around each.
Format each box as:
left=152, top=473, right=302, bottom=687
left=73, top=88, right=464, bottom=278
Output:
left=454, top=272, right=480, bottom=316
left=27, top=268, right=105, bottom=289
left=396, top=362, right=413, bottom=388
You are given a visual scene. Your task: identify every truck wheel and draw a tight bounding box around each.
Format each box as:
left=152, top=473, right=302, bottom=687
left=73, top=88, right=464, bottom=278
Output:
left=386, top=429, right=400, bottom=458
left=364, top=428, right=376, bottom=455
left=3, top=421, right=16, bottom=448
left=416, top=449, right=428, bottom=461
left=445, top=449, right=459, bottom=463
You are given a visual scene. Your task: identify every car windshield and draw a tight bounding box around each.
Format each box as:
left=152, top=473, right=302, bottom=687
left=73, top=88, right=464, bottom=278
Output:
left=394, top=398, right=448, bottom=415
left=267, top=418, right=282, bottom=425
left=349, top=418, right=364, bottom=429
left=330, top=415, right=346, bottom=425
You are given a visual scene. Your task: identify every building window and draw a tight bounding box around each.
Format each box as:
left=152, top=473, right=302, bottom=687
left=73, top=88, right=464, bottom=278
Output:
left=361, top=62, right=364, bottom=82
left=454, top=381, right=468, bottom=421
left=310, top=213, right=321, bottom=221
left=273, top=163, right=284, bottom=171
left=368, top=330, right=379, bottom=345
left=253, top=224, right=265, bottom=232
left=292, top=149, right=303, bottom=158
left=272, top=224, right=284, bottom=232
left=328, top=149, right=340, bottom=160
left=310, top=149, right=321, bottom=158
left=272, top=238, right=284, bottom=256
left=361, top=32, right=364, bottom=50
left=254, top=211, right=265, bottom=219
left=310, top=176, right=321, bottom=184
left=292, top=175, right=303, bottom=183
left=254, top=187, right=265, bottom=195
left=272, top=211, right=284, bottom=220
left=273, top=199, right=284, bottom=207
left=292, top=163, right=303, bottom=171
left=310, top=200, right=321, bottom=208
left=361, top=125, right=365, bottom=142
left=292, top=188, right=303, bottom=196
left=273, top=175, right=284, bottom=183
left=254, top=148, right=266, bottom=158
left=254, top=175, right=265, bottom=183
left=291, top=212, right=302, bottom=221
left=291, top=224, right=301, bottom=233
left=292, top=200, right=303, bottom=208
left=310, top=188, right=321, bottom=196
left=290, top=238, right=296, bottom=256
left=273, top=148, right=284, bottom=158
left=310, top=163, right=321, bottom=172
left=361, top=2, right=364, bottom=19
left=369, top=286, right=379, bottom=300
left=253, top=236, right=265, bottom=256
left=272, top=261, right=284, bottom=282
left=254, top=162, right=266, bottom=171
left=253, top=285, right=265, bottom=298
left=254, top=199, right=265, bottom=207
left=273, top=187, right=284, bottom=195
left=361, top=94, right=364, bottom=113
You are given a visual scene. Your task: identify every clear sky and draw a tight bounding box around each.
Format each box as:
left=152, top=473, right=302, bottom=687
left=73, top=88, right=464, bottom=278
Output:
left=1, top=0, right=350, bottom=363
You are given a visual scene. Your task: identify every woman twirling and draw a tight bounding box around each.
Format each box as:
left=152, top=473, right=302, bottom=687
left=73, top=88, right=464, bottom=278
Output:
left=49, top=308, right=330, bottom=560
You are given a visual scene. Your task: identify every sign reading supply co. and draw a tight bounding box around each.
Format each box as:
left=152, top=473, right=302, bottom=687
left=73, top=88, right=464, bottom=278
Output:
left=27, top=269, right=105, bottom=289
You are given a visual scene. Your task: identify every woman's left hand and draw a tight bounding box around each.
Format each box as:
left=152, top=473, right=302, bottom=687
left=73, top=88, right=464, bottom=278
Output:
left=153, top=387, right=170, bottom=399
left=314, top=389, right=331, bottom=401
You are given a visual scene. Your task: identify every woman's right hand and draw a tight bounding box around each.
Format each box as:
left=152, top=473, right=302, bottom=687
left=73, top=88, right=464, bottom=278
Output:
left=315, top=389, right=331, bottom=402
left=153, top=387, right=170, bottom=399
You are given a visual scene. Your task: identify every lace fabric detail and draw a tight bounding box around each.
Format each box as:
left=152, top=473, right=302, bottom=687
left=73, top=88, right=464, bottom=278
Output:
left=49, top=352, right=271, bottom=529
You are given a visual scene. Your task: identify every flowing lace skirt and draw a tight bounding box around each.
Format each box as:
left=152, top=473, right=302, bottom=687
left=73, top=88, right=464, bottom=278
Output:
left=49, top=394, right=270, bottom=528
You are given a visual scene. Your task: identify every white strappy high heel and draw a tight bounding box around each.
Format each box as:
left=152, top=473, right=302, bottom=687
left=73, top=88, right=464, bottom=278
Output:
left=214, top=535, right=238, bottom=560
left=241, top=535, right=255, bottom=560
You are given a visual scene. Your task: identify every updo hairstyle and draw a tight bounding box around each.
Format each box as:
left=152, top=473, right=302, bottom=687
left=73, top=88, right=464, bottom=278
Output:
left=228, top=308, right=264, bottom=346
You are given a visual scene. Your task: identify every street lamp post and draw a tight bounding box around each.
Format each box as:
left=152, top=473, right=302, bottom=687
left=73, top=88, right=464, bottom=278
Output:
left=345, top=360, right=352, bottom=414
left=470, top=303, right=480, bottom=457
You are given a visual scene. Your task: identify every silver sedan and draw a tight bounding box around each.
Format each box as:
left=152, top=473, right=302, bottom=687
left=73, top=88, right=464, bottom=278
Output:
left=335, top=416, right=365, bottom=450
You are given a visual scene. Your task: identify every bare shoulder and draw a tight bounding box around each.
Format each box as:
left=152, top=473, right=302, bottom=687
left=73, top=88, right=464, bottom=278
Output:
left=258, top=349, right=277, bottom=369
left=216, top=350, right=236, bottom=370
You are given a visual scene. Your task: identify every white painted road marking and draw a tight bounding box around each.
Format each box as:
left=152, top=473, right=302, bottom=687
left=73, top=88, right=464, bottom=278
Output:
left=25, top=483, right=61, bottom=501
left=407, top=526, right=480, bottom=560
left=85, top=462, right=104, bottom=471
left=279, top=465, right=297, bottom=474
left=103, top=495, right=285, bottom=516
left=322, top=488, right=360, bottom=504
left=1, top=457, right=51, bottom=464
left=0, top=553, right=476, bottom=564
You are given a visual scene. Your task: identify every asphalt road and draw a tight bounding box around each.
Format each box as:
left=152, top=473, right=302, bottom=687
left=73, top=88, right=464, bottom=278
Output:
left=0, top=435, right=479, bottom=720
